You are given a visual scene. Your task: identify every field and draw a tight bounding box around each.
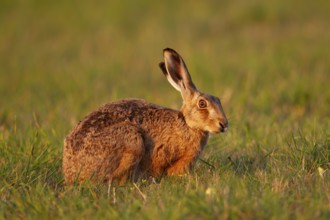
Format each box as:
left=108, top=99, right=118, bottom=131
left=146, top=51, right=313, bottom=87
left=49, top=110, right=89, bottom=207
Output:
left=0, top=0, right=329, bottom=219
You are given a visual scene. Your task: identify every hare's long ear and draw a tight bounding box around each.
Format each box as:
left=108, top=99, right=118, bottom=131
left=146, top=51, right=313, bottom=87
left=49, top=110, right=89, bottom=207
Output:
left=159, top=48, right=197, bottom=98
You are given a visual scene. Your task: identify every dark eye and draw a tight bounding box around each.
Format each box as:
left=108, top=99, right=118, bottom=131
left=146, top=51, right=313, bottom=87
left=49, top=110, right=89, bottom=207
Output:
left=198, top=99, right=208, bottom=108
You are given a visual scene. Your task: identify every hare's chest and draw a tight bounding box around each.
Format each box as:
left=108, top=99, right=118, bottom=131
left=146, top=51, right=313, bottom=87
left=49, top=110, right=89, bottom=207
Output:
left=146, top=135, right=206, bottom=176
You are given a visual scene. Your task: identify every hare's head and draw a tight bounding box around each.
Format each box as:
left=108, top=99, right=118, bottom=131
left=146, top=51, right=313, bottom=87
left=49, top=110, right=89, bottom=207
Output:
left=159, top=48, right=228, bottom=134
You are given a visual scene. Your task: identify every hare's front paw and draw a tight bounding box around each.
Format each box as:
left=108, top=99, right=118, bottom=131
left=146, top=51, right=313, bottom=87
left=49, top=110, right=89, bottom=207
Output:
left=166, top=161, right=190, bottom=176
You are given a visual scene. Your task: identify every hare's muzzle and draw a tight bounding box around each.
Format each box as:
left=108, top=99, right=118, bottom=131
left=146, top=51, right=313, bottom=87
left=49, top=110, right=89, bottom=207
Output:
left=219, top=121, right=228, bottom=133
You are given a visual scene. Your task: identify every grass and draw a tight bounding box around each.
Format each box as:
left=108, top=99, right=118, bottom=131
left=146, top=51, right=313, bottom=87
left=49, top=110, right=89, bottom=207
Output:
left=0, top=0, right=329, bottom=219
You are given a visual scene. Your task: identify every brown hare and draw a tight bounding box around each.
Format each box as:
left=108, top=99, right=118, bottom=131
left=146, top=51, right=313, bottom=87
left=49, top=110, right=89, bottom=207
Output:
left=63, top=48, right=228, bottom=185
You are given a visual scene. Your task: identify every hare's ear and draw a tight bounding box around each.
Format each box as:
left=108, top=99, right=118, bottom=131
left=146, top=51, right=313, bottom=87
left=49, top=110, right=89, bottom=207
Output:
left=159, top=62, right=181, bottom=92
left=160, top=48, right=197, bottom=97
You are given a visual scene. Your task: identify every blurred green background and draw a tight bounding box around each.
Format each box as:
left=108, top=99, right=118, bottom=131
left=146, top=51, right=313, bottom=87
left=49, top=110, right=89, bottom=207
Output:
left=0, top=0, right=329, bottom=219
left=1, top=0, right=329, bottom=132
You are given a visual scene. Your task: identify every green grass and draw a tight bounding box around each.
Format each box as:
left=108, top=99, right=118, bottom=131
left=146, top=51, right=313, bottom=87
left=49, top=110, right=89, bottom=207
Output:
left=1, top=0, right=329, bottom=219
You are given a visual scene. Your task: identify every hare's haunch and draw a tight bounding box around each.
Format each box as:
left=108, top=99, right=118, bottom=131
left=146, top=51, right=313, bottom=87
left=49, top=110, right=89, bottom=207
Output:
left=63, top=48, right=228, bottom=185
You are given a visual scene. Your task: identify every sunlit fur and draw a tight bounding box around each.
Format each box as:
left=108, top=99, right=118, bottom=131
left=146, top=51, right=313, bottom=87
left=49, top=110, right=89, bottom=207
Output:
left=62, top=48, right=228, bottom=185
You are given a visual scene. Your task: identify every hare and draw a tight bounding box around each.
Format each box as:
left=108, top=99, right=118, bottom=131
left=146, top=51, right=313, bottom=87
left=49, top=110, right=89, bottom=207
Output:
left=62, top=48, right=228, bottom=185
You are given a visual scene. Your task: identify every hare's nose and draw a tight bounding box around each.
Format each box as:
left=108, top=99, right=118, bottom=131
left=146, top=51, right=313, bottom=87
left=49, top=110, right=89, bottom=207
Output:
left=219, top=121, right=228, bottom=132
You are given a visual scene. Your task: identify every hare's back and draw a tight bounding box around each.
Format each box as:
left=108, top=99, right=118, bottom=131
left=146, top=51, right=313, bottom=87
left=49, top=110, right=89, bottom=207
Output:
left=65, top=99, right=162, bottom=144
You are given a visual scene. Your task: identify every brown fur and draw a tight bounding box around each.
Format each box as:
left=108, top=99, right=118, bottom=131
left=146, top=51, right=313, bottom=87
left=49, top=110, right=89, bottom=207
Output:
left=62, top=48, right=228, bottom=185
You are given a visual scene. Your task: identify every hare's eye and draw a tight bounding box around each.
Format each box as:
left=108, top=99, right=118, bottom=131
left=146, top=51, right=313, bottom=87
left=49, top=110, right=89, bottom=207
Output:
left=198, top=99, right=207, bottom=109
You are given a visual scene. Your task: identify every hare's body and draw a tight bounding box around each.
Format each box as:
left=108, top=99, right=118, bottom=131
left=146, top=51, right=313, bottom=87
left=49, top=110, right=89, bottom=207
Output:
left=63, top=48, right=228, bottom=185
left=63, top=99, right=208, bottom=184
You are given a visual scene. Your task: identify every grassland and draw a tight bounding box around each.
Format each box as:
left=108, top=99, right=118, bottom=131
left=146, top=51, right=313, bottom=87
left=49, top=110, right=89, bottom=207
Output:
left=0, top=0, right=329, bottom=219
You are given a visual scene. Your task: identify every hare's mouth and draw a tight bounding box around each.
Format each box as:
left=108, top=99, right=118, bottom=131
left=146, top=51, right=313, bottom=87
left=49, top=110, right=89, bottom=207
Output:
left=207, top=122, right=228, bottom=134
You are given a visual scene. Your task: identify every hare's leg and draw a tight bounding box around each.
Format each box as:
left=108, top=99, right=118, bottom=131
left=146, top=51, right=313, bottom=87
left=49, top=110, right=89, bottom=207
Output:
left=102, top=122, right=145, bottom=185
left=166, top=156, right=197, bottom=175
